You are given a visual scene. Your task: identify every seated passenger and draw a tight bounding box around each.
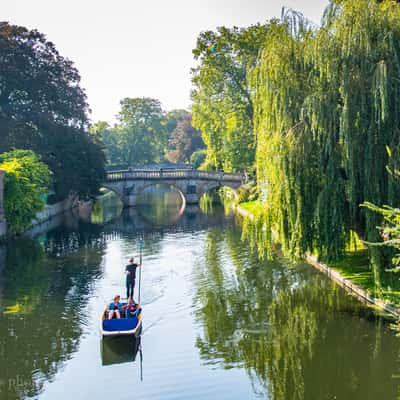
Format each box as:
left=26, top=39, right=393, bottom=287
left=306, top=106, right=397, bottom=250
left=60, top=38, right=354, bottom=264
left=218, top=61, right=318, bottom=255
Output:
left=108, top=295, right=122, bottom=319
left=125, top=297, right=139, bottom=318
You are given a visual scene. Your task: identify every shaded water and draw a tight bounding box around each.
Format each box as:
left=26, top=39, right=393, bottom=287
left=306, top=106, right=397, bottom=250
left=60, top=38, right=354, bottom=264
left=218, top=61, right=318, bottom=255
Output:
left=0, top=191, right=399, bottom=399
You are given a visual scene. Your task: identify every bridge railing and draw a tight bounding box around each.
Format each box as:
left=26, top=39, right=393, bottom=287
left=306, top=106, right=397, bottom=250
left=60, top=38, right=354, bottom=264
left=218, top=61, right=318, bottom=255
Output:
left=106, top=169, right=246, bottom=183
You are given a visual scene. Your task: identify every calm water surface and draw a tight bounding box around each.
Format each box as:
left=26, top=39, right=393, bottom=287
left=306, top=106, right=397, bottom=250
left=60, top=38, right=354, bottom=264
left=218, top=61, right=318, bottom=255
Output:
left=0, top=190, right=399, bottom=400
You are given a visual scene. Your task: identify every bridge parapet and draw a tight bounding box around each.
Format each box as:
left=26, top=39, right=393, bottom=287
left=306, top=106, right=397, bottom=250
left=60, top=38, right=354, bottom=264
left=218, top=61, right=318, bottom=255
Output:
left=106, top=169, right=246, bottom=183
left=103, top=168, right=247, bottom=207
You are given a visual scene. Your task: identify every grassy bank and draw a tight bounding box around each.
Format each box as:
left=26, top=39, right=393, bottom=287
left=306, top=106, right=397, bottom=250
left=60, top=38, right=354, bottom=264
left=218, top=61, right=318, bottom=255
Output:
left=329, top=250, right=400, bottom=307
left=238, top=200, right=400, bottom=310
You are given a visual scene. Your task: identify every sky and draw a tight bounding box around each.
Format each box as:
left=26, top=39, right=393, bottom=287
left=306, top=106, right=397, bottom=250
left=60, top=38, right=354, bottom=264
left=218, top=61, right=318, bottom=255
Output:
left=3, top=0, right=329, bottom=125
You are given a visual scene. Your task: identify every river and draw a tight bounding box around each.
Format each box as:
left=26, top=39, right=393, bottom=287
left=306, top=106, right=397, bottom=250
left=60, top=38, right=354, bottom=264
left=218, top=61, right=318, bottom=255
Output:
left=0, top=188, right=399, bottom=400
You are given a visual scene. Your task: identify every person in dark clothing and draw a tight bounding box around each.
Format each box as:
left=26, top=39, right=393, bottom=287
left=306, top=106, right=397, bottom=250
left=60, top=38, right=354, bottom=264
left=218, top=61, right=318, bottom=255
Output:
left=125, top=257, right=139, bottom=299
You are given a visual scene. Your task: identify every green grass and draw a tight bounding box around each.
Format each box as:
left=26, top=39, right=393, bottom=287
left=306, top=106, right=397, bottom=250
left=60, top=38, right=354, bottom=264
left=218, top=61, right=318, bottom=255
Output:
left=330, top=249, right=400, bottom=306
left=329, top=250, right=374, bottom=291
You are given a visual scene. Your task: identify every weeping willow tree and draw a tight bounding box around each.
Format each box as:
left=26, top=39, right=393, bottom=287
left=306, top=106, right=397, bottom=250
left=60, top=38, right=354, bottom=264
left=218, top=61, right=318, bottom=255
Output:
left=252, top=14, right=328, bottom=260
left=252, top=0, right=400, bottom=270
left=325, top=0, right=400, bottom=269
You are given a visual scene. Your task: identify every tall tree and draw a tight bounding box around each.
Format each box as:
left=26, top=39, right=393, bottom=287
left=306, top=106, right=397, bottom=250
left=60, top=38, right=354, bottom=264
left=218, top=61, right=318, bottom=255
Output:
left=116, top=97, right=166, bottom=166
left=191, top=24, right=269, bottom=172
left=93, top=103, right=195, bottom=168
left=164, top=109, right=190, bottom=136
left=252, top=1, right=400, bottom=271
left=90, top=121, right=122, bottom=166
left=168, top=114, right=204, bottom=163
left=0, top=22, right=105, bottom=200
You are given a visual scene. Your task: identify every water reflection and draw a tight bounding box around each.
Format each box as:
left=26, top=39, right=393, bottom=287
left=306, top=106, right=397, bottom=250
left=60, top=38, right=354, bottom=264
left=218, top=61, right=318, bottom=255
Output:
left=136, top=184, right=185, bottom=227
left=199, top=192, right=216, bottom=214
left=1, top=192, right=400, bottom=400
left=91, top=191, right=123, bottom=225
left=101, top=336, right=141, bottom=366
left=92, top=185, right=186, bottom=228
left=193, top=226, right=400, bottom=399
left=0, top=200, right=232, bottom=400
left=0, top=224, right=106, bottom=400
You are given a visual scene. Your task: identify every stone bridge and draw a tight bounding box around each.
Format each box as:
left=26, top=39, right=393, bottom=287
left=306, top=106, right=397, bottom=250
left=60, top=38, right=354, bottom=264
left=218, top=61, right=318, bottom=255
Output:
left=103, top=169, right=247, bottom=207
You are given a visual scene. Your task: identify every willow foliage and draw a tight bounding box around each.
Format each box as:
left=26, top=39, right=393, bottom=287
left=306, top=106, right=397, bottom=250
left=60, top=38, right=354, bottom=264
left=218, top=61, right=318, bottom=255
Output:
left=253, top=0, right=400, bottom=264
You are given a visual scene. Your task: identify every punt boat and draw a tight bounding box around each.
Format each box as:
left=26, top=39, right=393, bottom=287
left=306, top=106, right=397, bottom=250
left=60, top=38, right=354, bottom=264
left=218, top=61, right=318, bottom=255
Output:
left=100, top=299, right=142, bottom=337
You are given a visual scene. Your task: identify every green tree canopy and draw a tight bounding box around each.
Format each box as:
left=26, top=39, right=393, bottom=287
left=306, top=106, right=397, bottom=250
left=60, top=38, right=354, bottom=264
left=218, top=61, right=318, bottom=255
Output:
left=115, top=97, right=166, bottom=166
left=190, top=149, right=207, bottom=169
left=90, top=121, right=122, bottom=167
left=191, top=24, right=269, bottom=172
left=92, top=103, right=203, bottom=168
left=0, top=22, right=105, bottom=200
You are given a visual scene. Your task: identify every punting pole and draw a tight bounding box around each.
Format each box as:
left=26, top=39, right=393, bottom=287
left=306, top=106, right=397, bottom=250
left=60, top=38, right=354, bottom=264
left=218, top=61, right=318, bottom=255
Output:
left=139, top=340, right=143, bottom=382
left=138, top=237, right=143, bottom=304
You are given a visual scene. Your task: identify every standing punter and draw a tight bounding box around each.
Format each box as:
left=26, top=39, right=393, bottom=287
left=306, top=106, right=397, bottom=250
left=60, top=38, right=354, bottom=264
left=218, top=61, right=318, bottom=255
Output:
left=125, top=257, right=139, bottom=299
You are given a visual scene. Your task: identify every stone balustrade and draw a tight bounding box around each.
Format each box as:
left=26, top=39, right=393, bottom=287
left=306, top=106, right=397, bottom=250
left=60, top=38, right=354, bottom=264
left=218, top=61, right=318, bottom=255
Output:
left=106, top=169, right=246, bottom=183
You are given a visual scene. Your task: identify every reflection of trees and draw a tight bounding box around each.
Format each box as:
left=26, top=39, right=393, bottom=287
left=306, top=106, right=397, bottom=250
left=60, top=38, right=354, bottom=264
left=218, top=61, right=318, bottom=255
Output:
left=91, top=191, right=123, bottom=225
left=0, top=201, right=236, bottom=400
left=43, top=222, right=106, bottom=258
left=194, top=227, right=318, bottom=398
left=241, top=212, right=274, bottom=260
left=194, top=226, right=400, bottom=399
left=264, top=286, right=318, bottom=399
left=0, top=227, right=105, bottom=400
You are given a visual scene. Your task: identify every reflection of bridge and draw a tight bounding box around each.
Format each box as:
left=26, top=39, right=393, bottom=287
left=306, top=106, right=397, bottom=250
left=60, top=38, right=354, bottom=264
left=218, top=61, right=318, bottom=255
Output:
left=102, top=205, right=234, bottom=238
left=104, top=169, right=247, bottom=207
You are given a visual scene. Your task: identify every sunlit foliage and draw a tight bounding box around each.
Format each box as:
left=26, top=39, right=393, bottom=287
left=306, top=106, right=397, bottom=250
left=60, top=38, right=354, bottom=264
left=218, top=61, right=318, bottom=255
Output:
left=0, top=150, right=51, bottom=234
left=252, top=0, right=400, bottom=268
left=191, top=24, right=269, bottom=172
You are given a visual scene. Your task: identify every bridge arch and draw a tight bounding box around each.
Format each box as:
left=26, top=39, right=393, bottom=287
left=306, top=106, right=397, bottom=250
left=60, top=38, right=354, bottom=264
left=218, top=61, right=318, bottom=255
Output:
left=134, top=181, right=186, bottom=212
left=197, top=181, right=240, bottom=200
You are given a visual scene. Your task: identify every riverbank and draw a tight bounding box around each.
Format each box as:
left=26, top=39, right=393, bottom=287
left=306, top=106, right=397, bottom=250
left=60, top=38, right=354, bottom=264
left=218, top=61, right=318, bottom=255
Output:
left=34, top=194, right=77, bottom=225
left=235, top=202, right=400, bottom=320
left=0, top=193, right=82, bottom=240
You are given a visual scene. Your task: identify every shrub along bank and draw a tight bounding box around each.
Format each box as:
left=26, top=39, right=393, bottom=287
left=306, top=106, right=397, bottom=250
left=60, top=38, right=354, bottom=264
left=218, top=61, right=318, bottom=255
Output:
left=0, top=150, right=52, bottom=235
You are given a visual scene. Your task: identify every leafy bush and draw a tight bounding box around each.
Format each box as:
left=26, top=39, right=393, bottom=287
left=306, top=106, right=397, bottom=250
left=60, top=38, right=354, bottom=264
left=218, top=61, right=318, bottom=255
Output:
left=0, top=150, right=52, bottom=234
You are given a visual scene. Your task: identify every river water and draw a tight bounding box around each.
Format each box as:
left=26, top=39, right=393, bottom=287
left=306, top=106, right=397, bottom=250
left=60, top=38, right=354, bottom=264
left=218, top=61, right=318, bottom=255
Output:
left=0, top=190, right=399, bottom=400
